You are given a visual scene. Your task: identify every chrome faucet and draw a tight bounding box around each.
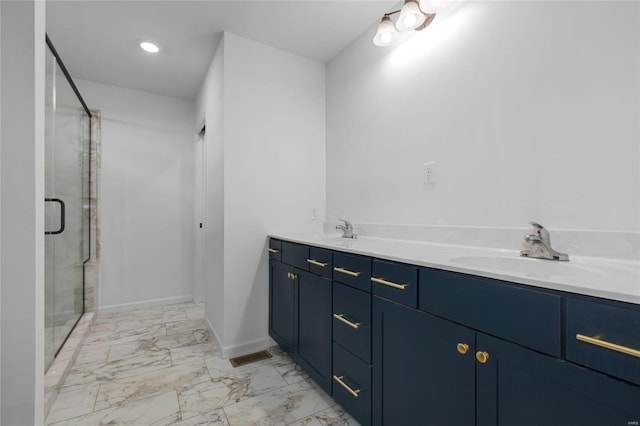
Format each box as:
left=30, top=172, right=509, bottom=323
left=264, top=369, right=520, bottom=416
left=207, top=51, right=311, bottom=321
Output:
left=336, top=219, right=357, bottom=239
left=520, top=222, right=569, bottom=261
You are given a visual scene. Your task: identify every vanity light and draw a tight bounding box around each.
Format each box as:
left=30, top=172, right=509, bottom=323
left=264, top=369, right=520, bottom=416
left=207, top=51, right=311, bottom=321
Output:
left=140, top=41, right=159, bottom=53
left=396, top=0, right=426, bottom=31
left=419, top=0, right=447, bottom=14
left=373, top=15, right=399, bottom=47
left=372, top=0, right=442, bottom=47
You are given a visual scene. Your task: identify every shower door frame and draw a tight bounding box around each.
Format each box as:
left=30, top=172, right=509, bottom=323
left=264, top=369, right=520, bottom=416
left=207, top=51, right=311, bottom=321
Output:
left=45, top=34, right=92, bottom=360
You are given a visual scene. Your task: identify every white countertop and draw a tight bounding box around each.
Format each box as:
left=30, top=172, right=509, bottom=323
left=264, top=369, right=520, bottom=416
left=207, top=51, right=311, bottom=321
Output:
left=269, top=232, right=640, bottom=305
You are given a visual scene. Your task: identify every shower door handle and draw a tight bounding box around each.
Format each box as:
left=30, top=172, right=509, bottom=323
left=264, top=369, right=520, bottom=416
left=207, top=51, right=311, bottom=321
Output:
left=45, top=198, right=66, bottom=235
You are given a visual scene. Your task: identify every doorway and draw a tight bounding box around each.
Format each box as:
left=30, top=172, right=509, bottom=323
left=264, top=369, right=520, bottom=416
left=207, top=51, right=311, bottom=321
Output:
left=193, top=125, right=206, bottom=302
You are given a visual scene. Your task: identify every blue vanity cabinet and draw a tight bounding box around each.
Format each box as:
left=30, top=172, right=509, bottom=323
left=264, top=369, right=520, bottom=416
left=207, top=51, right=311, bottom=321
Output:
left=419, top=267, right=562, bottom=357
left=269, top=259, right=297, bottom=358
left=476, top=333, right=640, bottom=426
left=269, top=240, right=333, bottom=394
left=566, top=297, right=640, bottom=386
left=373, top=291, right=640, bottom=426
left=372, top=296, right=475, bottom=426
left=297, top=270, right=332, bottom=394
left=269, top=237, right=640, bottom=426
left=332, top=282, right=373, bottom=426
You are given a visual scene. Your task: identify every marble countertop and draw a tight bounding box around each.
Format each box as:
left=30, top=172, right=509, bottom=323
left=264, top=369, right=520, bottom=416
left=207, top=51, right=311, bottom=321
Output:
left=269, top=232, right=640, bottom=305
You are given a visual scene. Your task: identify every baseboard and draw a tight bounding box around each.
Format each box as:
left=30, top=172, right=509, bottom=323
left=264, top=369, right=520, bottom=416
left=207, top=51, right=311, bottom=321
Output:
left=221, top=337, right=273, bottom=360
left=203, top=318, right=272, bottom=359
left=204, top=316, right=224, bottom=354
left=98, top=295, right=193, bottom=314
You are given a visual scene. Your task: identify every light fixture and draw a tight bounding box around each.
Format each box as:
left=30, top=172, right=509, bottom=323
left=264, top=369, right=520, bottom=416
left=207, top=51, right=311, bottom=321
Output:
left=140, top=41, right=159, bottom=53
left=396, top=0, right=426, bottom=31
left=419, top=0, right=447, bottom=14
left=373, top=15, right=399, bottom=47
left=373, top=0, right=441, bottom=47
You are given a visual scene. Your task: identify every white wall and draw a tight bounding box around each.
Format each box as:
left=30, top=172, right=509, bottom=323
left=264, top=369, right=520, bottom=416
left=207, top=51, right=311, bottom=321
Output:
left=327, top=1, right=639, bottom=232
left=196, top=32, right=326, bottom=357
left=76, top=80, right=197, bottom=310
left=223, top=33, right=326, bottom=355
left=0, top=1, right=46, bottom=424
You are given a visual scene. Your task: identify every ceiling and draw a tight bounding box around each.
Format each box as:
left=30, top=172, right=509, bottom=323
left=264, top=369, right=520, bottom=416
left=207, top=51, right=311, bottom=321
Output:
left=46, top=1, right=398, bottom=100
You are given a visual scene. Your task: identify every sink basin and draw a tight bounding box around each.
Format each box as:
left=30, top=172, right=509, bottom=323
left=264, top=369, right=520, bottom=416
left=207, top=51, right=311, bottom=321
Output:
left=450, top=255, right=597, bottom=279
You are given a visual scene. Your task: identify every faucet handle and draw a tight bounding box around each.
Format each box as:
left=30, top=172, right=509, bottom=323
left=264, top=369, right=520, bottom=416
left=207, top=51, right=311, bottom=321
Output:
left=529, top=221, right=550, bottom=242
left=338, top=219, right=352, bottom=229
left=529, top=221, right=544, bottom=231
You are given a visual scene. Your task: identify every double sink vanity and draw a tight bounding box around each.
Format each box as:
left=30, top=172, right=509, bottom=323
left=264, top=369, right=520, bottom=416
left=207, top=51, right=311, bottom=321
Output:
left=267, top=230, right=640, bottom=425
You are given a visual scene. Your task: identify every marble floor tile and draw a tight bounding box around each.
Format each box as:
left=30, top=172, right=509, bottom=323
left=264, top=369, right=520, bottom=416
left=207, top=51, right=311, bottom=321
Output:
left=184, top=305, right=205, bottom=320
left=163, top=302, right=197, bottom=312
left=171, top=342, right=220, bottom=366
left=179, top=363, right=288, bottom=420
left=172, top=408, right=229, bottom=426
left=63, top=348, right=172, bottom=387
left=272, top=356, right=310, bottom=385
left=163, top=310, right=190, bottom=321
left=44, top=383, right=100, bottom=424
left=83, top=323, right=167, bottom=349
left=194, top=329, right=210, bottom=343
left=94, top=359, right=211, bottom=411
left=293, top=405, right=361, bottom=426
left=48, top=390, right=181, bottom=426
left=222, top=381, right=334, bottom=426
left=46, top=302, right=353, bottom=426
left=166, top=318, right=206, bottom=335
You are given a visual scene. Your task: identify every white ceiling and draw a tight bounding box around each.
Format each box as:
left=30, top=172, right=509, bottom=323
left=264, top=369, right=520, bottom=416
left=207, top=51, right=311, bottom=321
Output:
left=46, top=1, right=398, bottom=100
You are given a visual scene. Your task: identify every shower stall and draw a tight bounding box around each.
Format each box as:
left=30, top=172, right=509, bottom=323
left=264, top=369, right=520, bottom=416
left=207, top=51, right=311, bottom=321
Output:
left=44, top=36, right=92, bottom=371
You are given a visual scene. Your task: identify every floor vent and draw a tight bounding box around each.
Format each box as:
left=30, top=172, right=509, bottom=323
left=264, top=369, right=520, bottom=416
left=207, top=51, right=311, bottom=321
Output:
left=229, top=350, right=272, bottom=368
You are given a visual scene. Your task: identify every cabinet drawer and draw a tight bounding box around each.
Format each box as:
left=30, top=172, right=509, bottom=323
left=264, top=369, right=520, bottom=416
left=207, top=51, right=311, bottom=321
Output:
left=566, top=298, right=640, bottom=385
left=267, top=239, right=282, bottom=261
left=281, top=241, right=309, bottom=270
left=307, top=247, right=333, bottom=279
left=333, top=252, right=371, bottom=292
left=333, top=342, right=371, bottom=426
left=371, top=259, right=418, bottom=308
left=333, top=282, right=371, bottom=364
left=420, top=268, right=562, bottom=357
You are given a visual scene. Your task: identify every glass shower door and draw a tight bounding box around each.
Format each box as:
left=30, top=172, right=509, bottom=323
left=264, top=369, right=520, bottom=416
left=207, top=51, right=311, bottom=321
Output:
left=44, top=45, right=91, bottom=370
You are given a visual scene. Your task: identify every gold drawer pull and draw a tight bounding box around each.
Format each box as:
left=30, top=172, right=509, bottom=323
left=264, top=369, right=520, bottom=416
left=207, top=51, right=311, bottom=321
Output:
left=307, top=259, right=328, bottom=267
left=267, top=248, right=280, bottom=253
left=334, top=267, right=361, bottom=277
left=371, top=277, right=408, bottom=290
left=333, top=375, right=361, bottom=398
left=333, top=313, right=361, bottom=329
left=576, top=334, right=640, bottom=358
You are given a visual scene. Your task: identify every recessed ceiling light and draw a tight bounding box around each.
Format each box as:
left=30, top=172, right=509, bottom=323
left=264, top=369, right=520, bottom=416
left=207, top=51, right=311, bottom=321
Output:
left=140, top=41, right=159, bottom=53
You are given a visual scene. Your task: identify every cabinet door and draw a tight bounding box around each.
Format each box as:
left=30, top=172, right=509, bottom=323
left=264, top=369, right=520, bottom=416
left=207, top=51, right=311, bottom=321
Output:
left=269, top=260, right=296, bottom=356
left=298, top=271, right=332, bottom=393
left=372, top=296, right=475, bottom=426
left=476, top=333, right=640, bottom=426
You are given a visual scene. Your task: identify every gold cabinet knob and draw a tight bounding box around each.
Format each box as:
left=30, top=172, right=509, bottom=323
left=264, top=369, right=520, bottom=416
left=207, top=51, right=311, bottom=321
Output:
left=292, top=273, right=297, bottom=280
left=456, top=343, right=469, bottom=355
left=476, top=351, right=489, bottom=364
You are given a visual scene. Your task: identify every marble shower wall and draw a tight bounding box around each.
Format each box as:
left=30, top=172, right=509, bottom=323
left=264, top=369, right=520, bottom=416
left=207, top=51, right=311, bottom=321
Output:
left=83, top=109, right=101, bottom=313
